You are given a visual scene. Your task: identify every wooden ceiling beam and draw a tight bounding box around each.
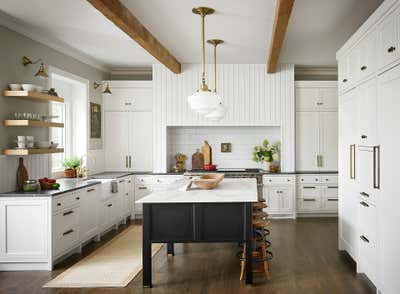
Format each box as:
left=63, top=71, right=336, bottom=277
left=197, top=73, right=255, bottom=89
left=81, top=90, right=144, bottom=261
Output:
left=87, top=0, right=181, bottom=74
left=267, top=0, right=295, bottom=73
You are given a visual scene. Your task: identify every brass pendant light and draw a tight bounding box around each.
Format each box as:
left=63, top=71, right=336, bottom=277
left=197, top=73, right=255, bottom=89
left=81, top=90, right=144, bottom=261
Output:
left=188, top=7, right=222, bottom=115
left=22, top=56, right=48, bottom=78
left=205, top=39, right=226, bottom=121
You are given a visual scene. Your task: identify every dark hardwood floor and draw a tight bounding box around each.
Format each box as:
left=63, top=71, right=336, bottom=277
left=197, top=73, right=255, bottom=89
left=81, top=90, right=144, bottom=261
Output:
left=0, top=218, right=375, bottom=294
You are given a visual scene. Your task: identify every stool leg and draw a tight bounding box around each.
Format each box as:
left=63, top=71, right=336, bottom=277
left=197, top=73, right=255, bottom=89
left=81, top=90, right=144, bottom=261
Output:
left=261, top=236, right=270, bottom=279
left=240, top=245, right=246, bottom=281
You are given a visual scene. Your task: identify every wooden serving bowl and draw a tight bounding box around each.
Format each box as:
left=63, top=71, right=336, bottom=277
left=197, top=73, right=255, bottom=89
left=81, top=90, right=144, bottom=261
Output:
left=193, top=173, right=224, bottom=190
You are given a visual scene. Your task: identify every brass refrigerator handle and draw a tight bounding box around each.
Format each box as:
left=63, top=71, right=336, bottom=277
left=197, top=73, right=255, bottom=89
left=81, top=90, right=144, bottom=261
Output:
left=350, top=144, right=356, bottom=179
left=373, top=146, right=380, bottom=189
left=125, top=156, right=128, bottom=168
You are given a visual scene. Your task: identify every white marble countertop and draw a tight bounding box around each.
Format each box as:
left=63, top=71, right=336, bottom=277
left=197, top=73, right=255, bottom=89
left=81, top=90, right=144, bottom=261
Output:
left=136, top=178, right=258, bottom=203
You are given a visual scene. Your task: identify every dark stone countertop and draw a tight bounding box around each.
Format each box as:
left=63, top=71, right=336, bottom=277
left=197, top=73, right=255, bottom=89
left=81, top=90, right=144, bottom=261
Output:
left=0, top=178, right=102, bottom=197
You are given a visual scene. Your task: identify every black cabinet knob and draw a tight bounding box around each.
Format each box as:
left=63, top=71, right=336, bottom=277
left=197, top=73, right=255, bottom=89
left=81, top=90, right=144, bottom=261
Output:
left=388, top=46, right=396, bottom=53
left=342, top=78, right=348, bottom=83
left=360, top=66, right=367, bottom=71
left=361, top=135, right=367, bottom=139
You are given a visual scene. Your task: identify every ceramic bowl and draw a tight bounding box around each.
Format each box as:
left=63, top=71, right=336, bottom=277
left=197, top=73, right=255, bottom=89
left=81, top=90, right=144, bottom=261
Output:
left=8, top=84, right=22, bottom=91
left=50, top=142, right=59, bottom=148
left=21, top=84, right=36, bottom=91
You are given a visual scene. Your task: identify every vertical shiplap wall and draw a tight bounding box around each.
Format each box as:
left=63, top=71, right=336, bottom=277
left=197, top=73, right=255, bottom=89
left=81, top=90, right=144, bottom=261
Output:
left=0, top=155, right=50, bottom=193
left=152, top=63, right=295, bottom=172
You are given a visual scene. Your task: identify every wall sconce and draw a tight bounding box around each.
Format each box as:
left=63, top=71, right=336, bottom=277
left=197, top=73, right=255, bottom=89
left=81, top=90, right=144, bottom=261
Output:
left=22, top=56, right=48, bottom=78
left=93, top=81, right=112, bottom=94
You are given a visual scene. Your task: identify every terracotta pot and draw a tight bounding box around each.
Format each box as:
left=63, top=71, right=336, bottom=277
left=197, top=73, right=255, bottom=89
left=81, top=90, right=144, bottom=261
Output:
left=64, top=168, right=77, bottom=178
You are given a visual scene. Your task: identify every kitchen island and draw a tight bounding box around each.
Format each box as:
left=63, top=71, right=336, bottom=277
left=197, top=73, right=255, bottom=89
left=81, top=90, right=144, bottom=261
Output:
left=136, top=178, right=258, bottom=287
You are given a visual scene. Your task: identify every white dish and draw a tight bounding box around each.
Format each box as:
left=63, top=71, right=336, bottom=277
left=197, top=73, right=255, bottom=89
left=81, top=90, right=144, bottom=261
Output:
left=17, top=136, right=26, bottom=142
left=26, top=136, right=34, bottom=142
left=17, top=142, right=26, bottom=148
left=21, top=84, right=36, bottom=91
left=50, top=142, right=59, bottom=148
left=9, top=84, right=22, bottom=91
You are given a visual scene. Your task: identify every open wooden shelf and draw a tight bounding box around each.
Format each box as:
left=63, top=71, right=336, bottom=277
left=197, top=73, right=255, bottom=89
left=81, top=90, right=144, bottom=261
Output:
left=3, top=120, right=64, bottom=128
left=3, top=90, right=64, bottom=103
left=3, top=148, right=64, bottom=156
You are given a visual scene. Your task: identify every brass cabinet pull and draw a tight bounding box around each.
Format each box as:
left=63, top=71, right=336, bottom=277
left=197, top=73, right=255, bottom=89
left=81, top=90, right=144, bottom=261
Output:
left=373, top=146, right=380, bottom=189
left=125, top=156, right=128, bottom=168
left=129, top=156, right=132, bottom=168
left=303, top=198, right=316, bottom=202
left=327, top=186, right=338, bottom=189
left=350, top=144, right=356, bottom=179
left=138, top=186, right=147, bottom=190
left=87, top=188, right=95, bottom=192
left=63, top=210, right=74, bottom=216
left=360, top=235, right=370, bottom=243
left=107, top=203, right=113, bottom=207
left=63, top=229, right=74, bottom=236
left=303, top=186, right=316, bottom=189
left=327, top=198, right=338, bottom=202
left=360, top=192, right=369, bottom=197
left=360, top=201, right=369, bottom=207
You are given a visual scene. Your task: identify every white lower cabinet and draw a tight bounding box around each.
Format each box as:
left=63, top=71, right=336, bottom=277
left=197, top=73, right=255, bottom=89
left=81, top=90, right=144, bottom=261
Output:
left=79, top=187, right=99, bottom=244
left=263, top=175, right=296, bottom=218
left=296, top=174, right=338, bottom=215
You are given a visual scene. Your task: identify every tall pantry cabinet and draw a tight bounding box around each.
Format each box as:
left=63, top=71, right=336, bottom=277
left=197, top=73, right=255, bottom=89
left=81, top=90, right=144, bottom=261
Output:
left=337, top=0, right=400, bottom=293
left=103, top=81, right=153, bottom=172
left=295, top=81, right=338, bottom=172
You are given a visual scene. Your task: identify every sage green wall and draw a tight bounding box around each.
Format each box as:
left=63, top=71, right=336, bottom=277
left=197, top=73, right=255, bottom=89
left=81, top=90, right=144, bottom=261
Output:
left=0, top=25, right=109, bottom=151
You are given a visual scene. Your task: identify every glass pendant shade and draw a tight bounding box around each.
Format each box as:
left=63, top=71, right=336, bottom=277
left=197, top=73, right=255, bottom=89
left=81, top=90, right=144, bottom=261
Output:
left=188, top=89, right=222, bottom=114
left=204, top=103, right=226, bottom=121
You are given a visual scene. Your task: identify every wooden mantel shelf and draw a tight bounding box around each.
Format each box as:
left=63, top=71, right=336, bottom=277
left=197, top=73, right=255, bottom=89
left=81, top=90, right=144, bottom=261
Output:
left=3, top=90, right=64, bottom=103
left=3, top=148, right=64, bottom=156
left=3, top=120, right=64, bottom=128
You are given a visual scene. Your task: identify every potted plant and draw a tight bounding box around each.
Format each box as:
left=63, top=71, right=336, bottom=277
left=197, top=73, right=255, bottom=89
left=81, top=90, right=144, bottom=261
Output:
left=62, top=156, right=82, bottom=178
left=252, top=140, right=281, bottom=172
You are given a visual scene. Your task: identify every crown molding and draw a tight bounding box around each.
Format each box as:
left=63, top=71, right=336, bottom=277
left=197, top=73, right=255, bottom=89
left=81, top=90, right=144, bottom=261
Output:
left=295, top=65, right=337, bottom=76
left=0, top=10, right=109, bottom=73
left=110, top=67, right=152, bottom=76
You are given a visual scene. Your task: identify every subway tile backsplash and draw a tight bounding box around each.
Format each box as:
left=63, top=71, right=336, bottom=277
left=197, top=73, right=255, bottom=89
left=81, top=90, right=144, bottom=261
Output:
left=167, top=126, right=281, bottom=170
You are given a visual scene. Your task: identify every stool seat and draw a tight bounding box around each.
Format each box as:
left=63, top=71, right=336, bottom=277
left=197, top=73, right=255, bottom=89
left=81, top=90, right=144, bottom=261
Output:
left=252, top=219, right=270, bottom=228
left=252, top=211, right=268, bottom=219
left=252, top=202, right=267, bottom=210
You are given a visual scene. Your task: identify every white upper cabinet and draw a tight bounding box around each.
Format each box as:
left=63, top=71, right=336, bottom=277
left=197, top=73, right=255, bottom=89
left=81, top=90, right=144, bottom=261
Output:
left=338, top=54, right=350, bottom=92
left=129, top=112, right=153, bottom=172
left=378, top=8, right=399, bottom=69
left=296, top=83, right=338, bottom=111
left=357, top=78, right=378, bottom=146
left=359, top=29, right=377, bottom=80
left=103, top=81, right=152, bottom=112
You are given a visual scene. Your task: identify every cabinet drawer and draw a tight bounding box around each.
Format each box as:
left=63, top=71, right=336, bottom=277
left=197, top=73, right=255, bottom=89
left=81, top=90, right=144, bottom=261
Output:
left=153, top=175, right=184, bottom=185
left=53, top=208, right=79, bottom=257
left=324, top=198, right=338, bottom=211
left=298, top=185, right=320, bottom=197
left=52, top=191, right=81, bottom=212
left=297, top=175, right=321, bottom=184
left=358, top=232, right=377, bottom=284
left=324, top=186, right=338, bottom=198
left=263, top=176, right=295, bottom=185
left=297, top=197, right=322, bottom=211
left=320, top=175, right=338, bottom=184
left=358, top=199, right=377, bottom=242
left=135, top=176, right=154, bottom=185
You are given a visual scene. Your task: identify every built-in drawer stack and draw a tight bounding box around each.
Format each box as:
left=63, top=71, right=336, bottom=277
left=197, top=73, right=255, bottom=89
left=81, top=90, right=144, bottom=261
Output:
left=52, top=190, right=82, bottom=259
left=296, top=174, right=338, bottom=214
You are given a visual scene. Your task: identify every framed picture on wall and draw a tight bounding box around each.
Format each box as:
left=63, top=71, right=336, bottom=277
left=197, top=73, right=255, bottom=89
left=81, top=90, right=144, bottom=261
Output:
left=90, top=102, right=101, bottom=138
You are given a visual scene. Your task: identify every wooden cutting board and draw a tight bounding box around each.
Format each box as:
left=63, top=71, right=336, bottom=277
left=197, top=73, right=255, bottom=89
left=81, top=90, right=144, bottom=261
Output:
left=201, top=141, right=212, bottom=165
left=17, top=157, right=28, bottom=191
left=192, top=149, right=204, bottom=170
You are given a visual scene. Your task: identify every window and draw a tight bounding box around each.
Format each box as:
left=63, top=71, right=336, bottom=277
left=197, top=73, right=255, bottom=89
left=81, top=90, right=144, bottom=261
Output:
left=50, top=101, right=69, bottom=172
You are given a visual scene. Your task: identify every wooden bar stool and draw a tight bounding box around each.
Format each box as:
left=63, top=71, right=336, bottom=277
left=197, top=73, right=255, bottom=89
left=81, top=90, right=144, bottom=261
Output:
left=252, top=202, right=267, bottom=211
left=239, top=219, right=270, bottom=281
